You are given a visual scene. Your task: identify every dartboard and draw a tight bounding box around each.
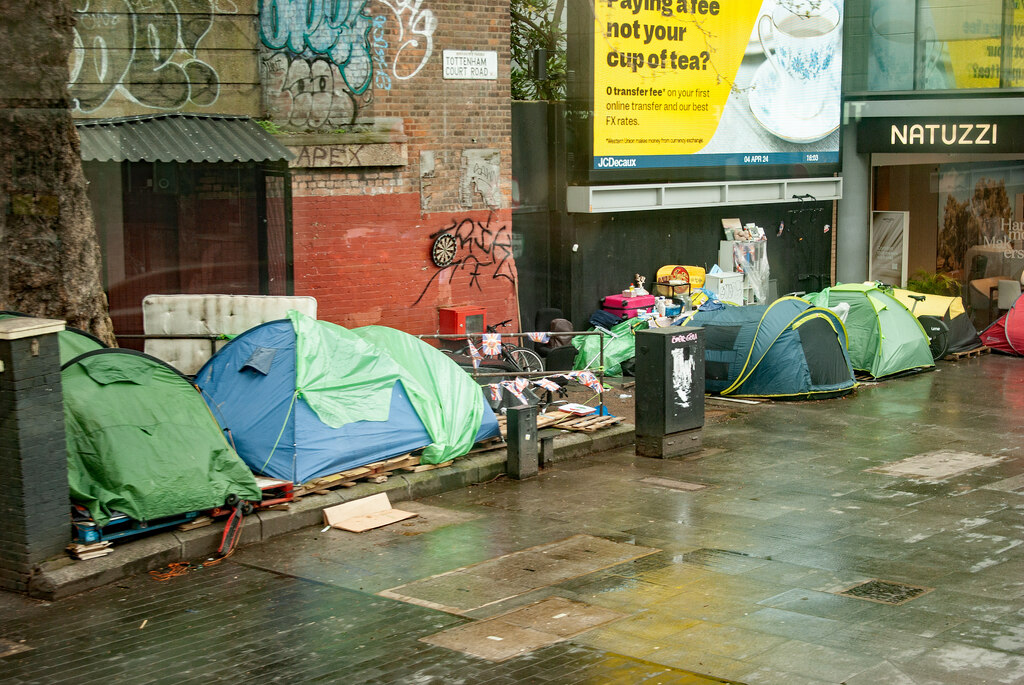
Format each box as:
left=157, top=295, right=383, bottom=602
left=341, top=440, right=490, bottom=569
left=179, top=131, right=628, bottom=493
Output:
left=431, top=233, right=457, bottom=267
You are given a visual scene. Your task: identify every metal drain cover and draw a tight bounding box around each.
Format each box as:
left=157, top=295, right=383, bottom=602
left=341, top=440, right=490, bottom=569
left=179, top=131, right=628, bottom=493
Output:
left=837, top=579, right=933, bottom=605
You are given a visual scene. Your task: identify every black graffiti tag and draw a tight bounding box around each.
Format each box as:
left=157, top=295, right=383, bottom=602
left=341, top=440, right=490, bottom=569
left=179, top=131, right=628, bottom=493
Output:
left=413, top=214, right=517, bottom=306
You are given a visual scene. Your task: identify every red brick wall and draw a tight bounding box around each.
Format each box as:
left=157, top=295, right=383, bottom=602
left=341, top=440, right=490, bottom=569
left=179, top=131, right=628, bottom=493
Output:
left=286, top=0, right=517, bottom=335
left=293, top=192, right=518, bottom=333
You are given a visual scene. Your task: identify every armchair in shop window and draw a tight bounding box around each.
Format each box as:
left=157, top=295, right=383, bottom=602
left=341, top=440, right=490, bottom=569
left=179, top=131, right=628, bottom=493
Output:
left=998, top=280, right=1022, bottom=312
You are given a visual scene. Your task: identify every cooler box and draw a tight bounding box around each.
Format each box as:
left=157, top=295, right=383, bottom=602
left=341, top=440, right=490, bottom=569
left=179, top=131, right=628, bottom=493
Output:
left=602, top=294, right=656, bottom=319
left=705, top=272, right=744, bottom=304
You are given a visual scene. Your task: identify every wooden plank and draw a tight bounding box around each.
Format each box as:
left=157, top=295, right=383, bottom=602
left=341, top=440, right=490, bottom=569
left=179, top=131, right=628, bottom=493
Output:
left=411, top=460, right=455, bottom=472
left=177, top=516, right=214, bottom=531
left=294, top=454, right=418, bottom=496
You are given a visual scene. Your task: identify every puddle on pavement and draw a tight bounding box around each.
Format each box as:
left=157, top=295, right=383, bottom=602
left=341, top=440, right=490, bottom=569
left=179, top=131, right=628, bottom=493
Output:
left=380, top=502, right=484, bottom=536
left=380, top=534, right=659, bottom=614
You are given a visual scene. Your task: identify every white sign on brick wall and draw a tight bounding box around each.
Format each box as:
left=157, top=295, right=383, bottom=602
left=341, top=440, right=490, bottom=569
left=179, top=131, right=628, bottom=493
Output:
left=443, top=50, right=498, bottom=80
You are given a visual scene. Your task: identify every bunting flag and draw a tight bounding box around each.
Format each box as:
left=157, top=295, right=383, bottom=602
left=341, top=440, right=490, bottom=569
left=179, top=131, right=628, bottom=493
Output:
left=466, top=339, right=483, bottom=369
left=533, top=378, right=561, bottom=393
left=481, top=333, right=502, bottom=357
left=576, top=371, right=603, bottom=393
left=512, top=377, right=530, bottom=393
left=489, top=384, right=502, bottom=402
left=500, top=380, right=528, bottom=405
left=526, top=331, right=550, bottom=344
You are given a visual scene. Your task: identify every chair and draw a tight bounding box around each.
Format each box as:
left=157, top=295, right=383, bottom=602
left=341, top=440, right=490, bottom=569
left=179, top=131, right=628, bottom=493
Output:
left=998, top=280, right=1022, bottom=311
left=544, top=344, right=578, bottom=371
left=533, top=308, right=577, bottom=368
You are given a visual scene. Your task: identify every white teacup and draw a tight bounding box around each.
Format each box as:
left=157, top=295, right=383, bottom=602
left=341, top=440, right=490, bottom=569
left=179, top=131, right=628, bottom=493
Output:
left=868, top=3, right=940, bottom=90
left=758, top=0, right=842, bottom=119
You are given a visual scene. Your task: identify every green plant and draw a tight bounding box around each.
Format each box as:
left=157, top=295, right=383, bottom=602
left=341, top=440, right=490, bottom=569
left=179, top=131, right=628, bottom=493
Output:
left=255, top=119, right=287, bottom=135
left=511, top=0, right=566, bottom=101
left=907, top=270, right=961, bottom=297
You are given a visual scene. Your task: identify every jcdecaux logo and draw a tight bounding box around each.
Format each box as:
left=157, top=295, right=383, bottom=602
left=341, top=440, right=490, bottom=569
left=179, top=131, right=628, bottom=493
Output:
left=596, top=157, right=638, bottom=168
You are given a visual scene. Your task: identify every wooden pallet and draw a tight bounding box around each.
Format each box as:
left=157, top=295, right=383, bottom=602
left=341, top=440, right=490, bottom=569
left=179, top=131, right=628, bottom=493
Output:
left=294, top=454, right=420, bottom=497
left=944, top=345, right=990, bottom=361
left=496, top=410, right=624, bottom=437
left=496, top=412, right=570, bottom=437
left=553, top=415, right=624, bottom=432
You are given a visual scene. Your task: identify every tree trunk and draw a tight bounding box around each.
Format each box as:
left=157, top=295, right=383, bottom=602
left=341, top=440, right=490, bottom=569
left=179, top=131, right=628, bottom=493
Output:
left=0, top=0, right=116, bottom=345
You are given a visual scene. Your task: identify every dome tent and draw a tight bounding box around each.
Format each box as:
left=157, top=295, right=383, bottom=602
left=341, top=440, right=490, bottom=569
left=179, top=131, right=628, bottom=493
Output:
left=62, top=349, right=261, bottom=527
left=890, top=289, right=982, bottom=355
left=805, top=283, right=934, bottom=378
left=195, top=312, right=500, bottom=484
left=980, top=292, right=1024, bottom=355
left=679, top=297, right=856, bottom=399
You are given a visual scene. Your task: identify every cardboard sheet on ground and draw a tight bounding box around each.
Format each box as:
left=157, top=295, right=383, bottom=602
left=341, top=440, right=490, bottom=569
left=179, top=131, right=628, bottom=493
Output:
left=322, top=493, right=417, bottom=533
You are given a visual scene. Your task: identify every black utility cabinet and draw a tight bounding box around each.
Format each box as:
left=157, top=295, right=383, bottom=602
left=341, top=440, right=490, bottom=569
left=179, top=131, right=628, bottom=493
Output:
left=634, top=326, right=705, bottom=458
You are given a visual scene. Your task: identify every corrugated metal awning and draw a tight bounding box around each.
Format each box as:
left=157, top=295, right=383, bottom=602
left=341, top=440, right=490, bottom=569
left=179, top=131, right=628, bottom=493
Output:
left=75, top=113, right=294, bottom=163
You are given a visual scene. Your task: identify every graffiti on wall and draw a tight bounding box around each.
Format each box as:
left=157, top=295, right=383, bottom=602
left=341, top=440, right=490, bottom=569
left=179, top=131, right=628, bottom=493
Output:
left=460, top=150, right=502, bottom=209
left=414, top=214, right=517, bottom=306
left=259, top=0, right=374, bottom=94
left=259, top=0, right=436, bottom=127
left=259, top=0, right=374, bottom=127
left=375, top=0, right=436, bottom=81
left=261, top=52, right=361, bottom=129
left=69, top=0, right=221, bottom=113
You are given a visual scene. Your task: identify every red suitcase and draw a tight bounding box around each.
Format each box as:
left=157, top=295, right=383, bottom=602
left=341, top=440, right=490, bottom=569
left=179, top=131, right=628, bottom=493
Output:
left=601, top=294, right=656, bottom=319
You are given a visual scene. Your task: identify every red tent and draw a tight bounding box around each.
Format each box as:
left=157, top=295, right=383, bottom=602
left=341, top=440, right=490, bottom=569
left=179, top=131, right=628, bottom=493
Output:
left=981, top=293, right=1024, bottom=355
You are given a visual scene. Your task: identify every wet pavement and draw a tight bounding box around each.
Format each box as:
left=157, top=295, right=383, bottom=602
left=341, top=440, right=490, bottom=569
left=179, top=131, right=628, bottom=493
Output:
left=3, top=353, right=1024, bottom=683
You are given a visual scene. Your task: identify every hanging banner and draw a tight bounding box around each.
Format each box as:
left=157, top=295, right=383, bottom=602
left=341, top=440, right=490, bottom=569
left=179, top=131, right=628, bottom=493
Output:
left=591, top=0, right=843, bottom=171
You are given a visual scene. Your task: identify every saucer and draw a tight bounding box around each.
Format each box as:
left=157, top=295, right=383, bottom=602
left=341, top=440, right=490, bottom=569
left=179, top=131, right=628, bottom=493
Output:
left=748, top=61, right=840, bottom=144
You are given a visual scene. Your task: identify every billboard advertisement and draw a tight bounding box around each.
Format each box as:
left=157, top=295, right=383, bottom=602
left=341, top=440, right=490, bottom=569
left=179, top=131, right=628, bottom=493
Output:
left=589, top=0, right=842, bottom=173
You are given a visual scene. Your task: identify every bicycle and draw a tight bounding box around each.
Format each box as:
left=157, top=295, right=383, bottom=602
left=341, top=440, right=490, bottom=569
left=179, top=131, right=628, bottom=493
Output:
left=907, top=294, right=951, bottom=361
left=454, top=319, right=545, bottom=373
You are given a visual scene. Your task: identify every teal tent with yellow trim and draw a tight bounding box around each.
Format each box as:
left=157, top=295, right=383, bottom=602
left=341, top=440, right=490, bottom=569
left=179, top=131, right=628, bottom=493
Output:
left=679, top=297, right=856, bottom=399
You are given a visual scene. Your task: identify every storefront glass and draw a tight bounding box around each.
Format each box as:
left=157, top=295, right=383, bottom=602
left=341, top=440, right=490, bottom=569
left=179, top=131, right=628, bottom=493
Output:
left=860, top=0, right=1019, bottom=91
left=937, top=161, right=1024, bottom=324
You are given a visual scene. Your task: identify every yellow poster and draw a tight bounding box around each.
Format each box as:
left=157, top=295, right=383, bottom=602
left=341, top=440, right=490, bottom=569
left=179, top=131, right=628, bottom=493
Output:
left=591, top=0, right=843, bottom=171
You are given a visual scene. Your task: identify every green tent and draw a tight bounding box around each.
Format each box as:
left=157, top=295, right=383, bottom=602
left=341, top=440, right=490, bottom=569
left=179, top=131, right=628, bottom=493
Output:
left=805, top=283, right=934, bottom=378
left=63, top=349, right=261, bottom=526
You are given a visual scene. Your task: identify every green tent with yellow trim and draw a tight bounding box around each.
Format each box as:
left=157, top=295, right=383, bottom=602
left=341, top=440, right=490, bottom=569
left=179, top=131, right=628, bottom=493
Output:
left=806, top=283, right=934, bottom=378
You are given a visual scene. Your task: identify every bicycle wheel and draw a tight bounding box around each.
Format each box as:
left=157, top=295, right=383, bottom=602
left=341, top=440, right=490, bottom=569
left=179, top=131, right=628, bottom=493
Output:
left=918, top=315, right=950, bottom=361
left=508, top=346, right=545, bottom=373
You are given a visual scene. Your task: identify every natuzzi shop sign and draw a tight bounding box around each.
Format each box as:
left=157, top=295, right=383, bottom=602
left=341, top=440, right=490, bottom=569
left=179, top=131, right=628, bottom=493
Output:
left=858, top=117, right=1024, bottom=154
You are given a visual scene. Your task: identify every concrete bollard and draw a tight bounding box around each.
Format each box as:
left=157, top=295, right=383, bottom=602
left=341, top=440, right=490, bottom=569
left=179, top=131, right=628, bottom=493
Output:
left=0, top=318, right=69, bottom=593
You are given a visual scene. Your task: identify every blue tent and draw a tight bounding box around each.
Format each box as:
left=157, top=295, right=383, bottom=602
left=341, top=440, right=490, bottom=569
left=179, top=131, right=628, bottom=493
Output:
left=679, top=297, right=856, bottom=399
left=195, top=314, right=500, bottom=483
